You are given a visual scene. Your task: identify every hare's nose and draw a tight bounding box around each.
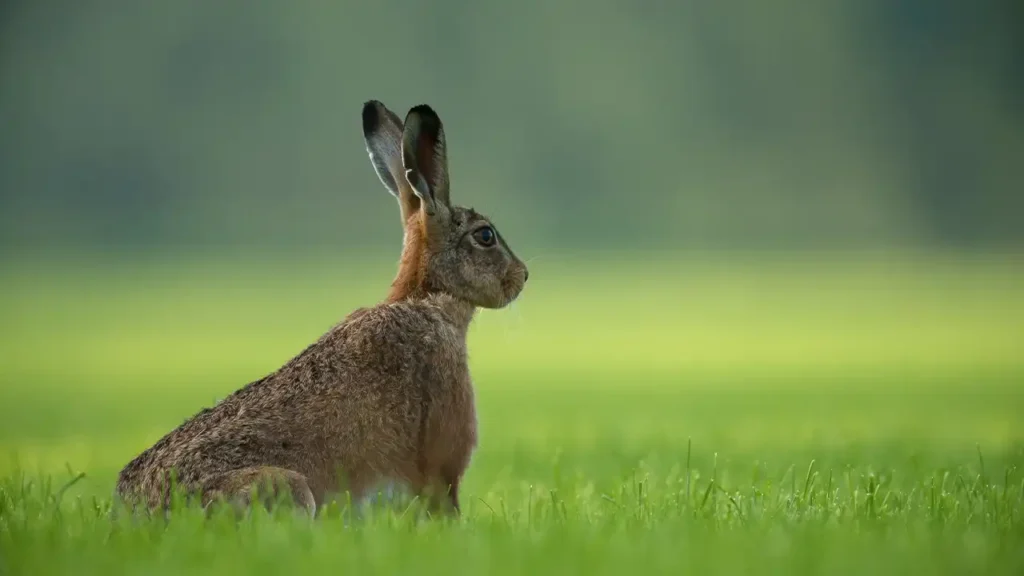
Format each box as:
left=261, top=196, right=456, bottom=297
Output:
left=524, top=269, right=530, bottom=282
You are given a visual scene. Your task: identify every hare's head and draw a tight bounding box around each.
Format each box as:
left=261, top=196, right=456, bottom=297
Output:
left=362, top=101, right=528, bottom=308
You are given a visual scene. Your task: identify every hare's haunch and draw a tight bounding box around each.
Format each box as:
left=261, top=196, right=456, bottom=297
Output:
left=115, top=102, right=529, bottom=517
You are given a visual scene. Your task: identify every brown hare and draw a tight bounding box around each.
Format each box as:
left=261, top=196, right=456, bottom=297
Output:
left=115, top=101, right=529, bottom=518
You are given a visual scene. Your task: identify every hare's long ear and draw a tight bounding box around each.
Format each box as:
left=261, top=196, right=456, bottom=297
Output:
left=362, top=100, right=420, bottom=223
left=402, top=105, right=450, bottom=217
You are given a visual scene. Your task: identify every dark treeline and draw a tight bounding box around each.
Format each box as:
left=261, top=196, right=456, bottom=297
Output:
left=1, top=0, right=1021, bottom=253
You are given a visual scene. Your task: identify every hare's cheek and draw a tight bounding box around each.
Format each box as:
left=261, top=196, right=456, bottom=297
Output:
left=458, top=260, right=476, bottom=285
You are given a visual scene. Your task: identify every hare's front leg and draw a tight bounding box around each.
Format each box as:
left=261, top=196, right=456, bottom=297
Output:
left=417, top=393, right=476, bottom=516
left=441, top=460, right=463, bottom=513
left=415, top=476, right=459, bottom=516
left=417, top=452, right=469, bottom=516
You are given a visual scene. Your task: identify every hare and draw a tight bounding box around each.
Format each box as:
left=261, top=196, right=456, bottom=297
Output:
left=114, top=101, right=529, bottom=517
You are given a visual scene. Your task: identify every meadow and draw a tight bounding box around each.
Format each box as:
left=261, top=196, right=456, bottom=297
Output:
left=1, top=251, right=1022, bottom=575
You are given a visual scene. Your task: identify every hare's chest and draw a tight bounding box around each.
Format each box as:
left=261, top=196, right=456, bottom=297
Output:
left=421, top=368, right=478, bottom=466
left=421, top=328, right=474, bottom=434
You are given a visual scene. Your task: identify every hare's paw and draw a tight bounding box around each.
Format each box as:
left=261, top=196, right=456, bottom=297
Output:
left=202, top=466, right=317, bottom=518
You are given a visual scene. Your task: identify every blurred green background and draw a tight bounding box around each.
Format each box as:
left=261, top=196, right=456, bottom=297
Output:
left=1, top=0, right=1022, bottom=252
left=0, top=0, right=1023, bottom=497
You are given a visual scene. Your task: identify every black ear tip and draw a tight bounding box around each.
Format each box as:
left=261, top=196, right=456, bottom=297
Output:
left=362, top=100, right=384, bottom=135
left=409, top=103, right=436, bottom=115
left=407, top=104, right=441, bottom=125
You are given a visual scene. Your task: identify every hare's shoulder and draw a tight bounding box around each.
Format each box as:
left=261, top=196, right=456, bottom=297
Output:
left=326, top=297, right=467, bottom=366
left=338, top=297, right=466, bottom=342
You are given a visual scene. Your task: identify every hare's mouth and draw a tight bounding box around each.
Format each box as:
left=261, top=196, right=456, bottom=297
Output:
left=499, top=273, right=527, bottom=307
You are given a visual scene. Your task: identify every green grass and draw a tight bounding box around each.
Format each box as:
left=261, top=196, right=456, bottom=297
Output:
left=1, top=252, right=1023, bottom=574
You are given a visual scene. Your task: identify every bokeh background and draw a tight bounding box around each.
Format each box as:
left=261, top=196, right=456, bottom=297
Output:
left=2, top=0, right=1023, bottom=253
left=0, top=1, right=1022, bottom=497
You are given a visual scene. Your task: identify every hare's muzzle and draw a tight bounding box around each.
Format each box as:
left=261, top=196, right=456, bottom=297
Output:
left=501, top=260, right=529, bottom=306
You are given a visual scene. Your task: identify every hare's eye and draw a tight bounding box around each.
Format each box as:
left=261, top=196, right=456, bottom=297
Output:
left=473, top=226, right=496, bottom=247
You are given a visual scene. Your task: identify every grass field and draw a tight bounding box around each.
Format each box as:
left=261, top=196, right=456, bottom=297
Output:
left=1, top=252, right=1023, bottom=574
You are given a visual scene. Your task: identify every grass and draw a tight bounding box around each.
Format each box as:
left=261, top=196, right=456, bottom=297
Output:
left=1, top=251, right=1023, bottom=574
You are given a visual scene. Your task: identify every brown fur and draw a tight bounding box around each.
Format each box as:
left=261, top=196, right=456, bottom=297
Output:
left=115, top=101, right=528, bottom=517
left=387, top=216, right=429, bottom=303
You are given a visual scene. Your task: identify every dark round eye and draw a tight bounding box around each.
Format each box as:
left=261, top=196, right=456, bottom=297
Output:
left=473, top=226, right=496, bottom=247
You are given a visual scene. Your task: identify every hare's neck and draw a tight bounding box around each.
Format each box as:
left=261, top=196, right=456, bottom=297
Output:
left=384, top=218, right=476, bottom=332
left=435, top=295, right=476, bottom=335
left=386, top=219, right=429, bottom=302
